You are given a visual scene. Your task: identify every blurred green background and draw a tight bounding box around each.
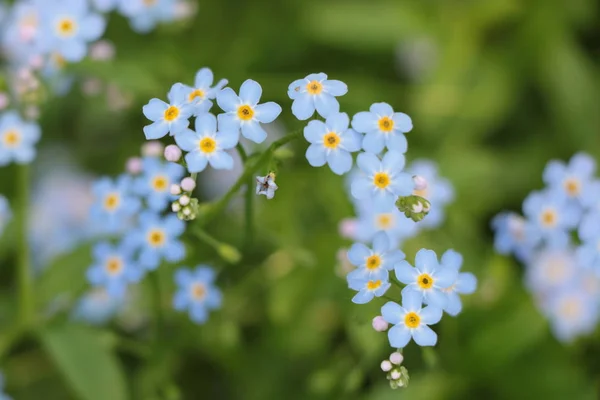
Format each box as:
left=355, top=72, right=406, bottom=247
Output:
left=2, top=0, right=600, bottom=398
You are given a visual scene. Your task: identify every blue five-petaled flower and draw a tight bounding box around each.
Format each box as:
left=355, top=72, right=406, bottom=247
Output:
left=352, top=102, right=412, bottom=154
left=288, top=73, right=348, bottom=120
left=346, top=231, right=405, bottom=282
left=0, top=111, right=41, bottom=166
left=134, top=157, right=185, bottom=211
left=87, top=241, right=144, bottom=298
left=173, top=265, right=223, bottom=324
left=181, top=67, right=228, bottom=116
left=90, top=175, right=141, bottom=233
left=143, top=83, right=193, bottom=140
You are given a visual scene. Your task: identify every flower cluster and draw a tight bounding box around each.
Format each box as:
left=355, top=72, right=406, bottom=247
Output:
left=492, top=152, right=600, bottom=342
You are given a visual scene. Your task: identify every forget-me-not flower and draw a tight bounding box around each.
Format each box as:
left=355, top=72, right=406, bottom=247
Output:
left=352, top=102, right=412, bottom=154
left=304, top=112, right=362, bottom=175
left=576, top=212, right=600, bottom=272
left=119, top=0, right=176, bottom=33
left=216, top=79, right=282, bottom=144
left=181, top=67, right=228, bottom=116
left=350, top=151, right=414, bottom=206
left=346, top=231, right=405, bottom=282
left=143, top=83, right=193, bottom=139
left=0, top=111, right=40, bottom=166
left=174, top=113, right=237, bottom=173
left=288, top=73, right=347, bottom=120
left=491, top=212, right=539, bottom=262
left=134, top=157, right=185, bottom=211
left=90, top=175, right=141, bottom=233
left=523, top=190, right=580, bottom=247
left=87, top=241, right=144, bottom=298
left=72, top=288, right=123, bottom=325
left=543, top=153, right=596, bottom=204
left=381, top=290, right=443, bottom=348
left=256, top=173, right=278, bottom=199
left=395, top=248, right=458, bottom=308
left=438, top=250, right=477, bottom=316
left=173, top=266, right=223, bottom=324
left=546, top=289, right=600, bottom=343
left=347, top=272, right=391, bottom=304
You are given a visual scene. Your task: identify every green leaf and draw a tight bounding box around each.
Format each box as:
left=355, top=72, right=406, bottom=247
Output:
left=39, top=325, right=128, bottom=400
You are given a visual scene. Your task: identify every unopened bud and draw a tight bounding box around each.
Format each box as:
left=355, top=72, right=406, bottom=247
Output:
left=164, top=144, right=182, bottom=162
left=372, top=316, right=389, bottom=332
left=126, top=157, right=142, bottom=175
left=180, top=177, right=196, bottom=192
left=142, top=141, right=164, bottom=157
left=179, top=195, right=190, bottom=206
left=411, top=202, right=423, bottom=213
left=172, top=202, right=181, bottom=212
left=217, top=244, right=242, bottom=264
left=380, top=360, right=392, bottom=372
left=170, top=184, right=181, bottom=196
left=413, top=175, right=428, bottom=191
left=182, top=207, right=191, bottom=216
left=390, top=352, right=403, bottom=365
left=390, top=370, right=401, bottom=380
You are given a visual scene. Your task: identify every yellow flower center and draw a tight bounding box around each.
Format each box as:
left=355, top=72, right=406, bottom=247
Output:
left=540, top=208, right=557, bottom=228
left=57, top=18, right=76, bottom=37
left=105, top=257, right=123, bottom=276
left=373, top=172, right=390, bottom=189
left=143, top=0, right=157, bottom=6
left=559, top=298, right=582, bottom=320
left=103, top=193, right=120, bottom=211
left=188, top=89, right=205, bottom=101
left=378, top=117, right=394, bottom=132
left=199, top=137, right=217, bottom=154
left=237, top=105, right=254, bottom=121
left=376, top=213, right=394, bottom=230
left=147, top=229, right=166, bottom=248
left=190, top=283, right=206, bottom=300
left=323, top=132, right=340, bottom=149
left=413, top=187, right=429, bottom=198
left=366, top=280, right=382, bottom=290
left=151, top=175, right=168, bottom=192
left=2, top=130, right=21, bottom=148
left=404, top=312, right=421, bottom=328
left=306, top=80, right=323, bottom=95
left=417, top=273, right=434, bottom=289
left=366, top=255, right=381, bottom=270
left=164, top=106, right=180, bottom=122
left=564, top=178, right=581, bottom=197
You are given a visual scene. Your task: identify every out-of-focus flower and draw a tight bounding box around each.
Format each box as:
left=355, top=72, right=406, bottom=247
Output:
left=288, top=73, right=347, bottom=120
left=90, top=175, right=141, bottom=234
left=576, top=212, right=600, bottom=272
left=89, top=39, right=115, bottom=61
left=352, top=103, right=412, bottom=154
left=491, top=212, right=538, bottom=262
left=543, top=152, right=596, bottom=205
left=134, top=157, right=184, bottom=211
left=173, top=265, right=222, bottom=324
left=0, top=111, right=40, bottom=166
left=523, top=190, right=580, bottom=247
left=72, top=288, right=123, bottom=325
left=439, top=250, right=477, bottom=316
left=87, top=241, right=144, bottom=298
left=0, top=195, right=11, bottom=236
left=119, top=0, right=177, bottom=34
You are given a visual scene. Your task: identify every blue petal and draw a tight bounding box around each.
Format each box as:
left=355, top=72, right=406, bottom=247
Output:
left=395, top=261, right=417, bottom=284
left=185, top=152, right=209, bottom=173
left=255, top=102, right=282, bottom=123
left=444, top=292, right=462, bottom=316
left=571, top=153, right=596, bottom=177
left=216, top=88, right=240, bottom=112
left=164, top=241, right=185, bottom=263
left=356, top=152, right=381, bottom=175
left=169, top=118, right=190, bottom=136
left=381, top=301, right=404, bottom=324
left=382, top=151, right=406, bottom=172
left=306, top=72, right=327, bottom=81
left=173, top=291, right=189, bottom=310
left=195, top=113, right=217, bottom=134
left=217, top=129, right=239, bottom=149
left=370, top=102, right=393, bottom=116
left=347, top=243, right=370, bottom=266
left=412, top=326, right=437, bottom=346
left=305, top=144, right=326, bottom=167
left=143, top=98, right=168, bottom=121
left=239, top=79, right=262, bottom=105
left=441, top=249, right=463, bottom=270
left=175, top=269, right=193, bottom=286
left=372, top=231, right=390, bottom=253
left=392, top=112, right=413, bottom=132
left=326, top=112, right=349, bottom=133
left=388, top=324, right=411, bottom=348
left=189, top=304, right=208, bottom=324
left=323, top=80, right=348, bottom=96
left=167, top=83, right=188, bottom=104
left=194, top=67, right=214, bottom=88
left=352, top=290, right=374, bottom=304
left=326, top=149, right=352, bottom=175
left=288, top=79, right=306, bottom=100
left=455, top=272, right=477, bottom=294
left=386, top=133, right=408, bottom=153
left=241, top=121, right=267, bottom=144
left=341, top=129, right=362, bottom=152
left=14, top=147, right=35, bottom=164
left=352, top=111, right=377, bottom=134
left=174, top=129, right=199, bottom=151
left=143, top=121, right=169, bottom=140
left=61, top=40, right=86, bottom=62
left=434, top=265, right=458, bottom=288
left=415, top=249, right=438, bottom=274
left=314, top=93, right=340, bottom=118
left=303, top=120, right=327, bottom=143
left=419, top=305, right=443, bottom=325
left=80, top=14, right=106, bottom=41
left=425, top=289, right=448, bottom=308
left=401, top=288, right=423, bottom=311
left=350, top=177, right=372, bottom=200
left=362, top=132, right=385, bottom=154
left=208, top=151, right=234, bottom=170
left=217, top=113, right=240, bottom=131
left=291, top=93, right=315, bottom=120
left=389, top=173, right=415, bottom=197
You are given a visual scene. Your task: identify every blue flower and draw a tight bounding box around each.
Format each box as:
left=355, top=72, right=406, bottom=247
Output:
left=524, top=247, right=577, bottom=294
left=134, top=157, right=184, bottom=210
left=216, top=79, right=282, bottom=144
left=143, top=83, right=193, bottom=140
left=174, top=113, right=237, bottom=173
left=350, top=152, right=414, bottom=206
left=408, top=160, right=454, bottom=229
left=347, top=272, right=391, bottom=304
left=0, top=371, right=12, bottom=400
left=346, top=231, right=405, bottom=282
left=546, top=289, right=599, bottom=343
left=523, top=190, right=580, bottom=247
left=40, top=0, right=106, bottom=62
left=86, top=241, right=144, bottom=298
left=576, top=212, right=600, bottom=272
left=581, top=180, right=600, bottom=213
left=119, top=0, right=176, bottom=33
left=0, top=195, right=11, bottom=236
left=288, top=73, right=347, bottom=120
left=181, top=67, right=228, bottom=116
left=395, top=248, right=458, bottom=308
left=1, top=1, right=48, bottom=66
left=381, top=290, right=443, bottom=348
left=0, top=111, right=40, bottom=166
left=90, top=175, right=141, bottom=234
left=125, top=211, right=185, bottom=270
left=304, top=112, right=362, bottom=175
left=72, top=288, right=123, bottom=325
left=173, top=265, right=222, bottom=324
left=351, top=103, right=412, bottom=154
left=543, top=153, right=596, bottom=204
left=438, top=250, right=477, bottom=316
left=91, top=0, right=120, bottom=12
left=491, top=212, right=539, bottom=262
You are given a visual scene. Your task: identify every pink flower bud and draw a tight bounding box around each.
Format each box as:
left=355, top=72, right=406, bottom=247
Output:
left=125, top=157, right=143, bottom=175
left=180, top=177, right=196, bottom=192
left=390, top=352, right=403, bottom=365
left=170, top=184, right=181, bottom=196
left=0, top=93, right=9, bottom=110
left=380, top=360, right=392, bottom=372
left=142, top=141, right=164, bottom=157
left=164, top=144, right=182, bottom=162
left=413, top=175, right=428, bottom=191
left=179, top=195, right=190, bottom=206
left=372, top=316, right=389, bottom=332
left=390, top=370, right=401, bottom=380
left=338, top=218, right=357, bottom=239
left=89, top=40, right=115, bottom=61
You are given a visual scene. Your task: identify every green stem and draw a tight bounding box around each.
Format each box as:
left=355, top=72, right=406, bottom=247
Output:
left=192, top=227, right=241, bottom=264
left=149, top=271, right=163, bottom=343
left=235, top=143, right=248, bottom=162
left=16, top=165, right=33, bottom=327
left=235, top=144, right=254, bottom=249
left=197, top=130, right=301, bottom=227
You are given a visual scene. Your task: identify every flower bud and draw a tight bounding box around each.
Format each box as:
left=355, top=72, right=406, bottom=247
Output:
left=125, top=157, right=142, bottom=175
left=170, top=184, right=181, bottom=196
left=182, top=207, right=191, bottom=216
left=380, top=360, right=392, bottom=372
left=390, top=370, right=401, bottom=380
left=372, top=316, right=389, bottom=332
left=338, top=218, right=357, bottom=239
left=390, top=352, right=403, bottom=365
left=413, top=175, right=428, bottom=191
left=411, top=202, right=423, bottom=213
left=142, top=141, right=164, bottom=157
left=179, top=195, right=190, bottom=206
left=180, top=177, right=196, bottom=192
left=172, top=202, right=181, bottom=212
left=164, top=144, right=182, bottom=162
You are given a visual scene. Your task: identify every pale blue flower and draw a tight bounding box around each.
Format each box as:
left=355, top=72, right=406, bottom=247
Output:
left=90, top=175, right=141, bottom=234
left=546, top=289, right=599, bottom=343
left=0, top=195, right=11, bottom=236
left=174, top=113, right=237, bottom=173
left=381, top=290, right=443, bottom=348
left=0, top=111, right=40, bottom=166
left=72, top=288, right=123, bottom=325
left=347, top=273, right=391, bottom=304
left=216, top=79, right=282, bottom=144
left=543, top=152, right=596, bottom=204
left=87, top=241, right=144, bottom=298
left=303, top=112, right=362, bottom=175
left=288, top=73, right=347, bottom=120
left=581, top=180, right=600, bottom=213
left=173, top=265, right=222, bottom=324
left=408, top=160, right=454, bottom=229
left=125, top=211, right=185, bottom=270
left=491, top=212, right=539, bottom=262
left=134, top=157, right=184, bottom=210
left=181, top=67, right=228, bottom=116
left=346, top=231, right=405, bottom=282
left=438, top=250, right=477, bottom=316
left=118, top=0, right=176, bottom=33
left=350, top=151, right=414, bottom=206
left=523, top=190, right=580, bottom=247
left=1, top=1, right=49, bottom=67
left=352, top=102, right=412, bottom=154
left=395, top=248, right=458, bottom=308
left=143, top=83, right=193, bottom=139
left=40, top=0, right=106, bottom=62
left=256, top=173, right=278, bottom=199
left=524, top=247, right=577, bottom=295
left=576, top=212, right=600, bottom=272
